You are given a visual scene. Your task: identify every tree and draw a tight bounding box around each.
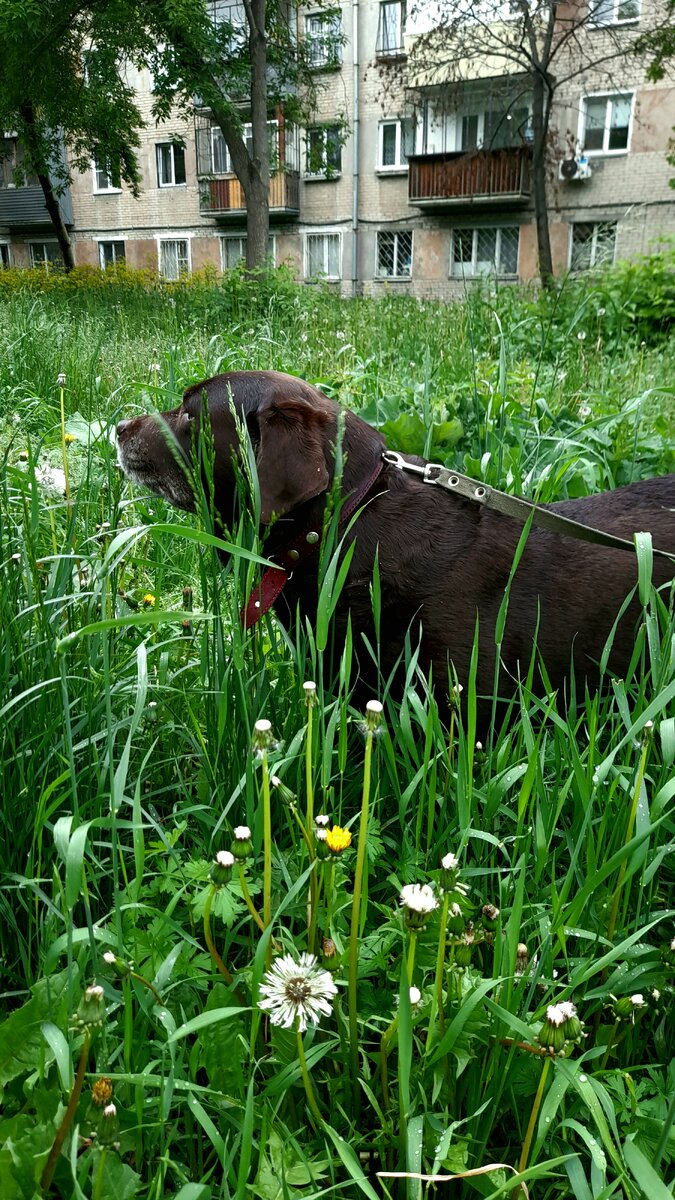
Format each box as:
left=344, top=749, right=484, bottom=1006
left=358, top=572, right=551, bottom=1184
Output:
left=0, top=0, right=145, bottom=270
left=386, top=0, right=661, bottom=286
left=142, top=0, right=331, bottom=271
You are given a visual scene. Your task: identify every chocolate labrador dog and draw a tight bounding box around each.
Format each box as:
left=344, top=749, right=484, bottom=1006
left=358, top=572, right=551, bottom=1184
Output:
left=116, top=370, right=674, bottom=720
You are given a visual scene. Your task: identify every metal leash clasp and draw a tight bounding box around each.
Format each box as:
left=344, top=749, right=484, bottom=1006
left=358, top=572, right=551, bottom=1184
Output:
left=382, top=450, right=427, bottom=476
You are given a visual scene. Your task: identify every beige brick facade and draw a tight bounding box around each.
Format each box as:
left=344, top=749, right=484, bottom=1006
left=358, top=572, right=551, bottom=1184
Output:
left=2, top=5, right=673, bottom=294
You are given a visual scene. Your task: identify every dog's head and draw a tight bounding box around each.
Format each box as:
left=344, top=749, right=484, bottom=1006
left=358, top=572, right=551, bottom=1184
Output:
left=116, top=370, right=341, bottom=525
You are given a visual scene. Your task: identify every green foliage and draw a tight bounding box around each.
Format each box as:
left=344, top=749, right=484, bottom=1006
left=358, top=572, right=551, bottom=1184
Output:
left=0, top=268, right=673, bottom=1199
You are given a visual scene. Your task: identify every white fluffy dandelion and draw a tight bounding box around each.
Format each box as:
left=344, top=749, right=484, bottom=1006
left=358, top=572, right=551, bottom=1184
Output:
left=258, top=952, right=337, bottom=1032
left=399, top=883, right=438, bottom=916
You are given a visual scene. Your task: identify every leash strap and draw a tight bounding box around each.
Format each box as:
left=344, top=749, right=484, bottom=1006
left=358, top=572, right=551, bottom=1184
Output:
left=242, top=457, right=385, bottom=629
left=382, top=451, right=675, bottom=562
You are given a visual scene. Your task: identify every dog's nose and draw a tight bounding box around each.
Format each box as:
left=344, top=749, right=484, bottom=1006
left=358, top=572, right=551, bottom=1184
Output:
left=116, top=419, right=131, bottom=439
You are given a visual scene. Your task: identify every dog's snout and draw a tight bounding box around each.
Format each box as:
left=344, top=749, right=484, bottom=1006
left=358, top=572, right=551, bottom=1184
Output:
left=116, top=418, right=132, bottom=439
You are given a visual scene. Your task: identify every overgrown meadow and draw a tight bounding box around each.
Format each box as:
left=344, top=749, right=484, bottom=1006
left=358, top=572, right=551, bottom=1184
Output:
left=0, top=258, right=674, bottom=1200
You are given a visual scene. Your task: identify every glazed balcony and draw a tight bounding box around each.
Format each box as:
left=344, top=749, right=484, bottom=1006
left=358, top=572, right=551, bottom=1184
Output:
left=408, top=146, right=531, bottom=208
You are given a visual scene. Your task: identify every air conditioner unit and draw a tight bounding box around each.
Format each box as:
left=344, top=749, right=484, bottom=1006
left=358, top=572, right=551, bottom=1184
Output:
left=558, top=157, right=592, bottom=181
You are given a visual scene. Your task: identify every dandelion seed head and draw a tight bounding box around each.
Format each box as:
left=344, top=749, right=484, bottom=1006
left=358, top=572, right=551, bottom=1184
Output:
left=399, top=883, right=438, bottom=915
left=258, top=952, right=337, bottom=1032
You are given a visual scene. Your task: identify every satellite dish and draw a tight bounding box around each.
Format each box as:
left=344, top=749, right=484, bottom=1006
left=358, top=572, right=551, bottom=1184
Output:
left=560, top=158, right=579, bottom=179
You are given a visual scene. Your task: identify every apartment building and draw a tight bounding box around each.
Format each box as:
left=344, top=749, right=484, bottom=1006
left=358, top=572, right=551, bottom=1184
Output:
left=1, top=0, right=673, bottom=297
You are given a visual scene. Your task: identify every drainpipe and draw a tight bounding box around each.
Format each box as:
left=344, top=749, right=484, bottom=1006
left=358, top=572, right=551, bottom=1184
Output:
left=351, top=0, right=359, bottom=296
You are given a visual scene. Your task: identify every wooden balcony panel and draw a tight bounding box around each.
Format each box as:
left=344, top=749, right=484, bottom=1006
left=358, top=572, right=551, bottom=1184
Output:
left=199, top=169, right=300, bottom=217
left=408, top=148, right=531, bottom=207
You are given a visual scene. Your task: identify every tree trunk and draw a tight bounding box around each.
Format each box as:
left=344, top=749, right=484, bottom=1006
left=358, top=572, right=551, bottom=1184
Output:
left=19, top=102, right=75, bottom=272
left=245, top=0, right=270, bottom=271
left=530, top=73, right=554, bottom=291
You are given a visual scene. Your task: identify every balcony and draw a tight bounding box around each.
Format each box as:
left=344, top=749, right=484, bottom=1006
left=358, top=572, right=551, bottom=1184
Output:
left=408, top=147, right=531, bottom=208
left=198, top=169, right=300, bottom=219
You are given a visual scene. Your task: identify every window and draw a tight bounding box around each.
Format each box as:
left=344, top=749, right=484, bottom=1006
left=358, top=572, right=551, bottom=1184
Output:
left=581, top=93, right=632, bottom=154
left=376, top=230, right=412, bottom=278
left=207, top=0, right=247, bottom=44
left=99, top=240, right=125, bottom=269
left=30, top=242, right=61, bottom=269
left=305, top=126, right=342, bottom=177
left=377, top=1, right=405, bottom=55
left=93, top=156, right=121, bottom=192
left=378, top=119, right=413, bottom=169
left=0, top=243, right=10, bottom=267
left=589, top=0, right=639, bottom=23
left=570, top=222, right=617, bottom=270
left=158, top=238, right=190, bottom=280
left=207, top=121, right=280, bottom=173
left=450, top=227, right=519, bottom=277
left=305, top=233, right=341, bottom=280
left=221, top=235, right=275, bottom=269
left=157, top=142, right=186, bottom=187
left=306, top=11, right=342, bottom=68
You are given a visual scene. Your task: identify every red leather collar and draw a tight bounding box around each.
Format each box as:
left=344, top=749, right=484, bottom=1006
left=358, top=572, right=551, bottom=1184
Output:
left=242, top=457, right=384, bottom=630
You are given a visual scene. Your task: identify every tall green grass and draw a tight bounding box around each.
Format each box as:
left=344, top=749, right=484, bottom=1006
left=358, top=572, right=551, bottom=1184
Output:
left=0, top=265, right=673, bottom=1200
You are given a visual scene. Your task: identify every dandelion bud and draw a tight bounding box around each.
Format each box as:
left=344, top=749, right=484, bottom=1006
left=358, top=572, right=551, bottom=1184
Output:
left=303, top=680, right=317, bottom=707
left=102, top=951, right=131, bottom=980
left=537, top=1003, right=567, bottom=1053
left=210, top=849, right=235, bottom=887
left=559, top=1000, right=583, bottom=1042
left=270, top=775, right=296, bottom=805
left=364, top=699, right=383, bottom=733
left=661, top=936, right=675, bottom=967
left=252, top=718, right=275, bottom=756
left=182, top=586, right=193, bottom=609
left=642, top=720, right=654, bottom=744
left=326, top=825, right=352, bottom=855
left=409, top=986, right=422, bottom=1006
left=11, top=553, right=21, bottom=564
left=481, top=903, right=500, bottom=932
left=315, top=814, right=330, bottom=829
left=96, top=1101, right=120, bottom=1147
left=440, top=851, right=466, bottom=894
left=64, top=432, right=75, bottom=445
left=315, top=826, right=330, bottom=859
left=232, top=825, right=253, bottom=861
left=322, top=936, right=337, bottom=960
left=515, top=943, right=530, bottom=976
left=449, top=683, right=464, bottom=711
left=57, top=373, right=66, bottom=387
left=447, top=902, right=465, bottom=936
left=77, top=984, right=106, bottom=1029
left=613, top=994, right=646, bottom=1022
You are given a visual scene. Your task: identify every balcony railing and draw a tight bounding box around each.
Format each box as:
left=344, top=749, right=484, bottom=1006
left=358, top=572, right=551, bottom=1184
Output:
left=408, top=147, right=531, bottom=207
left=199, top=169, right=300, bottom=218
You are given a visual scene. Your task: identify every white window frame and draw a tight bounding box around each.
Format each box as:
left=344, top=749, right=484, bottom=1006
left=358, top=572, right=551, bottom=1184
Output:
left=97, top=239, right=126, bottom=269
left=377, top=119, right=412, bottom=171
left=569, top=221, right=617, bottom=270
left=449, top=227, right=520, bottom=278
left=92, top=157, right=121, bottom=194
left=305, top=10, right=342, bottom=68
left=29, top=242, right=61, bottom=270
left=376, top=1, right=405, bottom=55
left=578, top=91, right=634, bottom=156
left=303, top=231, right=342, bottom=281
left=156, top=142, right=187, bottom=187
left=220, top=234, right=276, bottom=270
left=157, top=236, right=192, bottom=281
left=588, top=0, right=640, bottom=25
left=208, top=120, right=280, bottom=174
left=375, top=230, right=413, bottom=279
left=304, top=125, right=342, bottom=179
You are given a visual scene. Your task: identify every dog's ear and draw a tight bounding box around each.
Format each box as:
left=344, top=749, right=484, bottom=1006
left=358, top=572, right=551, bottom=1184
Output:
left=255, top=395, right=332, bottom=524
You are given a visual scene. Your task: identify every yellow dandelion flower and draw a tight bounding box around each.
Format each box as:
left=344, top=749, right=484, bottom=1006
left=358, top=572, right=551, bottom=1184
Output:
left=326, top=825, right=352, bottom=854
left=64, top=433, right=76, bottom=444
left=143, top=593, right=156, bottom=607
